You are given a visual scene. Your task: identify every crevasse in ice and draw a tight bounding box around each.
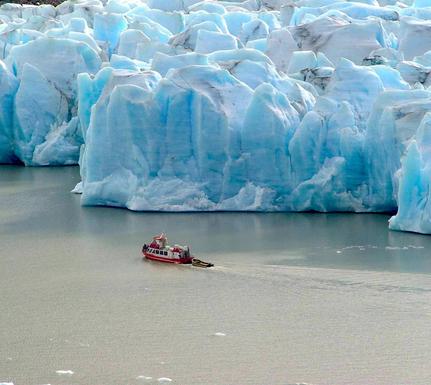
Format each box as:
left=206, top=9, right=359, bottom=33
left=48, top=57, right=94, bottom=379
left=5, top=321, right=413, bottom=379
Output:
left=1, top=0, right=431, bottom=232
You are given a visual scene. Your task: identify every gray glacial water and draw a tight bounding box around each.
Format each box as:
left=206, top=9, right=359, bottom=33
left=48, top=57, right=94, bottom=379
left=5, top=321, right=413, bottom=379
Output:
left=1, top=165, right=431, bottom=385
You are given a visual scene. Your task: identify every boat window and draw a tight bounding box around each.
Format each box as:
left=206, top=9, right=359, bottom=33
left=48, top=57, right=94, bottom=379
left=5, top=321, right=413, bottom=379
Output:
left=164, top=251, right=168, bottom=256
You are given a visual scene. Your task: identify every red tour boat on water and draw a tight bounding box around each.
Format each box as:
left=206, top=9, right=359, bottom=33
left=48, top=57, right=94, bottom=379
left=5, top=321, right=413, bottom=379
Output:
left=142, top=233, right=213, bottom=267
left=142, top=233, right=193, bottom=264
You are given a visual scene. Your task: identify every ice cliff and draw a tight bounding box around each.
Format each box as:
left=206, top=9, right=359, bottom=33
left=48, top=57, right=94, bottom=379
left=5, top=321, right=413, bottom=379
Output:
left=2, top=0, right=431, bottom=232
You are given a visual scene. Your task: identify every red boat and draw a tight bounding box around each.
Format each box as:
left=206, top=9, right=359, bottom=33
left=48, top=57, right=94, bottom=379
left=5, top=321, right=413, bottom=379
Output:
left=142, top=233, right=193, bottom=264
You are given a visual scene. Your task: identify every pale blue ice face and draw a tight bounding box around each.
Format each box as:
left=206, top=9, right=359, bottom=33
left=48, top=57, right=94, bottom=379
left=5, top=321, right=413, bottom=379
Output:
left=1, top=0, right=431, bottom=232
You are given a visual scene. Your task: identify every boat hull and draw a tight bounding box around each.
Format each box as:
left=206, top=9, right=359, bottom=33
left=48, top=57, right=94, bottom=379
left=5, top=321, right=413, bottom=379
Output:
left=143, top=250, right=193, bottom=264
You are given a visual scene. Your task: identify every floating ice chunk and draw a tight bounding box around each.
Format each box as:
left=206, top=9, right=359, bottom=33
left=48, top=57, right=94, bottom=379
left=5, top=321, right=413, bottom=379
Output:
left=213, top=332, right=226, bottom=336
left=72, top=181, right=83, bottom=194
left=55, top=370, right=74, bottom=375
left=136, top=375, right=153, bottom=381
left=157, top=378, right=172, bottom=383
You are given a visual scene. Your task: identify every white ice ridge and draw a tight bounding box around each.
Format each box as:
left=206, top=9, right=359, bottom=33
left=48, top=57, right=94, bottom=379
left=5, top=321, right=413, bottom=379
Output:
left=1, top=0, right=431, bottom=232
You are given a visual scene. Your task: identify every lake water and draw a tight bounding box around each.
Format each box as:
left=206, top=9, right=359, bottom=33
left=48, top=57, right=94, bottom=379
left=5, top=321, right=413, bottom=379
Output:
left=1, top=165, right=431, bottom=385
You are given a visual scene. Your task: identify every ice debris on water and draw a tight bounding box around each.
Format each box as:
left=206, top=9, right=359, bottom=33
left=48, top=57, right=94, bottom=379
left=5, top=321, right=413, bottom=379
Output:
left=1, top=0, right=431, bottom=233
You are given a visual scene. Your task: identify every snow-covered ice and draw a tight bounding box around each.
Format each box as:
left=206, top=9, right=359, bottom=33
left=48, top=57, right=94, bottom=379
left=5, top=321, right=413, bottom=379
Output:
left=1, top=0, right=431, bottom=232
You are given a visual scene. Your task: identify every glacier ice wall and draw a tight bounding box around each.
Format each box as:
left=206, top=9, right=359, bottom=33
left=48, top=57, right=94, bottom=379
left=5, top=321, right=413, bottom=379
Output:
left=4, top=36, right=101, bottom=165
left=1, top=0, right=431, bottom=232
left=389, top=112, right=431, bottom=233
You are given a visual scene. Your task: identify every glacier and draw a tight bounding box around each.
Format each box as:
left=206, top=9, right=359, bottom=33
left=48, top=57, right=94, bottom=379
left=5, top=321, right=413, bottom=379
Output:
left=1, top=0, right=431, bottom=232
